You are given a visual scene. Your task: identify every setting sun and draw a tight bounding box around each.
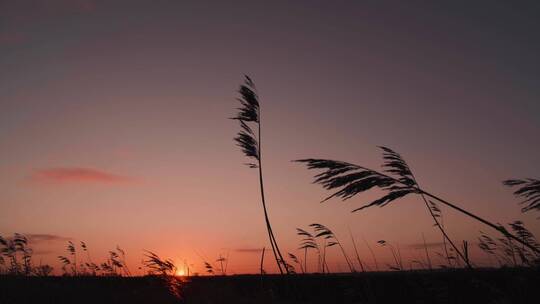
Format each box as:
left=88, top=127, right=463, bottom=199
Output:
left=175, top=269, right=185, bottom=277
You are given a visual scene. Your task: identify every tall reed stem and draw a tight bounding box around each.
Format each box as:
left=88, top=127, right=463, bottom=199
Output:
left=257, top=111, right=288, bottom=274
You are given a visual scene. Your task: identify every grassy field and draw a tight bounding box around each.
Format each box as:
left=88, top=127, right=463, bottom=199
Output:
left=1, top=268, right=539, bottom=304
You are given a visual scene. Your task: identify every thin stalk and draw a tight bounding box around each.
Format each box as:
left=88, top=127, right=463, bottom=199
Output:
left=421, top=191, right=540, bottom=255
left=422, top=196, right=471, bottom=268
left=219, top=255, right=224, bottom=275
left=224, top=251, right=229, bottom=275
left=303, top=247, right=308, bottom=274
left=317, top=247, right=322, bottom=273
left=257, top=113, right=287, bottom=274
left=395, top=244, right=403, bottom=270
left=260, top=247, right=265, bottom=275
left=73, top=252, right=77, bottom=276
left=333, top=235, right=355, bottom=272
left=348, top=228, right=365, bottom=272
left=348, top=163, right=540, bottom=256
left=409, top=172, right=472, bottom=268
left=363, top=237, right=379, bottom=271
left=439, top=217, right=453, bottom=268
left=421, top=233, right=432, bottom=270
left=322, top=240, right=327, bottom=273
left=297, top=256, right=305, bottom=274
left=388, top=245, right=400, bottom=270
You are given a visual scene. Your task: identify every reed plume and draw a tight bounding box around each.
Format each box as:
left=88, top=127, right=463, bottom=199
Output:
left=288, top=253, right=304, bottom=273
left=143, top=251, right=176, bottom=276
left=503, top=178, right=540, bottom=214
left=309, top=223, right=355, bottom=273
left=297, top=228, right=320, bottom=273
left=231, top=76, right=288, bottom=274
left=296, top=146, right=540, bottom=258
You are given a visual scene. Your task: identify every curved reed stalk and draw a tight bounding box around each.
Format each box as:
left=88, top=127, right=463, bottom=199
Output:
left=232, top=76, right=288, bottom=274
left=347, top=228, right=365, bottom=272
left=377, top=240, right=403, bottom=270
left=362, top=237, right=379, bottom=271
left=296, top=146, right=540, bottom=256
left=288, top=253, right=304, bottom=273
left=143, top=251, right=176, bottom=276
left=297, top=228, right=321, bottom=273
left=310, top=223, right=355, bottom=273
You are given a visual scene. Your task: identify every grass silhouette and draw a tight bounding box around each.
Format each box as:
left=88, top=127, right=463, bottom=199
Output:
left=295, top=146, right=540, bottom=256
left=504, top=178, right=540, bottom=214
left=231, top=76, right=288, bottom=274
left=1, top=78, right=539, bottom=304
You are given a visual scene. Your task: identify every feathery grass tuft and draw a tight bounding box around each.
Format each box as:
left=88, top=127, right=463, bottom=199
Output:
left=503, top=178, right=540, bottom=214
left=231, top=76, right=288, bottom=274
left=295, top=147, right=419, bottom=211
left=310, top=223, right=355, bottom=272
left=143, top=251, right=176, bottom=276
left=296, top=146, right=540, bottom=258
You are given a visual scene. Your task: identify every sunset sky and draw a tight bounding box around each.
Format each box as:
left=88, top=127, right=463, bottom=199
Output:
left=1, top=1, right=539, bottom=274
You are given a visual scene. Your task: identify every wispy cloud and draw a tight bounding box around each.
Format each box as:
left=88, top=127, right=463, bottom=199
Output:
left=32, top=249, right=54, bottom=256
left=30, top=167, right=133, bottom=184
left=234, top=248, right=264, bottom=253
left=26, top=234, right=72, bottom=244
left=407, top=242, right=445, bottom=250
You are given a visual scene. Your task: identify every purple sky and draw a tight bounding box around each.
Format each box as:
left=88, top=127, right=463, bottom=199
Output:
left=1, top=1, right=539, bottom=274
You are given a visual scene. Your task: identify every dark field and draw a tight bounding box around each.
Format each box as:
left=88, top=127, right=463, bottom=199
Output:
left=1, top=269, right=539, bottom=304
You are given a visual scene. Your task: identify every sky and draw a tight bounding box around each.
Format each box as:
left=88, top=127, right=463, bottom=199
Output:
left=1, top=0, right=539, bottom=275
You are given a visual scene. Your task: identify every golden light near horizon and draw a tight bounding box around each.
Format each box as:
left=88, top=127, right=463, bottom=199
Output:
left=175, top=269, right=185, bottom=277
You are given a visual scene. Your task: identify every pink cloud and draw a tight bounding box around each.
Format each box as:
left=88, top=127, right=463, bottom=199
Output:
left=30, top=167, right=133, bottom=184
left=235, top=248, right=264, bottom=254
left=26, top=233, right=72, bottom=243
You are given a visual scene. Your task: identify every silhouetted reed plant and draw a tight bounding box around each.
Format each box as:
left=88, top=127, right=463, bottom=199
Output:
left=0, top=233, right=54, bottom=276
left=504, top=178, right=540, bottom=215
left=296, top=146, right=540, bottom=261
left=310, top=223, right=355, bottom=273
left=0, top=233, right=32, bottom=275
left=142, top=251, right=182, bottom=298
left=377, top=240, right=403, bottom=271
left=288, top=253, right=304, bottom=273
left=478, top=221, right=540, bottom=267
left=347, top=229, right=366, bottom=272
left=143, top=251, right=177, bottom=276
left=58, top=241, right=131, bottom=276
left=216, top=253, right=229, bottom=275
left=231, top=76, right=288, bottom=274
left=203, top=261, right=215, bottom=275
left=296, top=228, right=321, bottom=273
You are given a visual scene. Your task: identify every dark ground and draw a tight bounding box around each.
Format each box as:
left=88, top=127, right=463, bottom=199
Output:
left=1, top=269, right=538, bottom=304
